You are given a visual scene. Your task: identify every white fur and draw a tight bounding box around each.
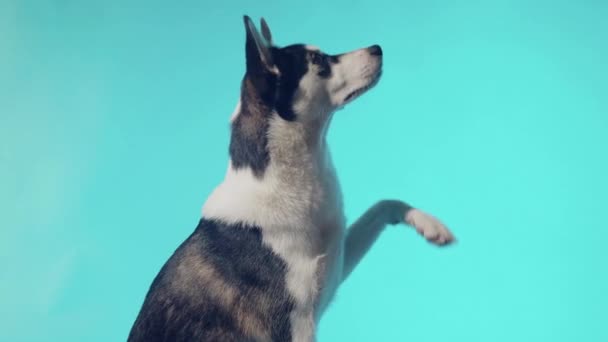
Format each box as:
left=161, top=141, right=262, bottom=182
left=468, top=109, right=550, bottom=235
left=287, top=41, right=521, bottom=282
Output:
left=406, top=209, right=454, bottom=244
left=229, top=100, right=241, bottom=122
left=327, top=47, right=382, bottom=106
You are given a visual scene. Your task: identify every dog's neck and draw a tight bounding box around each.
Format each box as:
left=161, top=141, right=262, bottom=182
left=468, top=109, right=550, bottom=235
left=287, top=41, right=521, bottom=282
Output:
left=202, top=97, right=340, bottom=229
left=267, top=113, right=331, bottom=167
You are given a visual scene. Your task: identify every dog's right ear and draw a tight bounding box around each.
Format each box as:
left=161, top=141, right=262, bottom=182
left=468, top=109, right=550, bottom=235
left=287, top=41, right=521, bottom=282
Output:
left=260, top=18, right=273, bottom=45
left=244, top=15, right=276, bottom=75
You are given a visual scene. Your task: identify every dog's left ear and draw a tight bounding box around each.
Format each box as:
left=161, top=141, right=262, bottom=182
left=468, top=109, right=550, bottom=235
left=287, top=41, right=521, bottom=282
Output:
left=244, top=15, right=275, bottom=74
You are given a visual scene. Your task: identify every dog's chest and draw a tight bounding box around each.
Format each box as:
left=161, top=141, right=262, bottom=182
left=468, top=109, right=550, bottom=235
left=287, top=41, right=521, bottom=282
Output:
left=202, top=155, right=345, bottom=319
left=258, top=163, right=345, bottom=335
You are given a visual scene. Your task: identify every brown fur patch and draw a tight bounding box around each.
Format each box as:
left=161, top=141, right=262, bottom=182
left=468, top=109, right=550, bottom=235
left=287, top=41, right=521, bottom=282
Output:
left=172, top=243, right=272, bottom=341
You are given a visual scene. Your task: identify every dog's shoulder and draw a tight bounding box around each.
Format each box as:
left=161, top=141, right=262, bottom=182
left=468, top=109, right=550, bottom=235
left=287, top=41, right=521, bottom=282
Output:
left=128, top=218, right=296, bottom=342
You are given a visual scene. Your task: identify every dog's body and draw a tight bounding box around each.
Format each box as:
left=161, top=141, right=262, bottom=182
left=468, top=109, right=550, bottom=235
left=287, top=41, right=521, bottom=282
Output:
left=128, top=16, right=454, bottom=342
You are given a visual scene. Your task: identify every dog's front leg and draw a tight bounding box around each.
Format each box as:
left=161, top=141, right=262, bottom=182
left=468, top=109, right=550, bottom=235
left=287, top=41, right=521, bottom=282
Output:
left=342, top=200, right=454, bottom=281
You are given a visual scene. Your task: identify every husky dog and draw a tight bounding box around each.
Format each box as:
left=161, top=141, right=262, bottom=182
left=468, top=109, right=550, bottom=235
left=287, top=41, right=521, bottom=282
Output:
left=128, top=15, right=455, bottom=342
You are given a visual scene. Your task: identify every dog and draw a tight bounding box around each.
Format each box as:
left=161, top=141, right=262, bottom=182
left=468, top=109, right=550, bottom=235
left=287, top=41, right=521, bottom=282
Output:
left=128, top=15, right=455, bottom=342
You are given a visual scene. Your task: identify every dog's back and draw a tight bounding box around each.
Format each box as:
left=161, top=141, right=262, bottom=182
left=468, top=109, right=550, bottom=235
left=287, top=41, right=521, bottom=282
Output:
left=128, top=219, right=294, bottom=341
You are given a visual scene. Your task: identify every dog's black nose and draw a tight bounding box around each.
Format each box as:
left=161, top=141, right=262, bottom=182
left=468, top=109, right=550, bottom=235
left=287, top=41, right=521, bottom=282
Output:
left=369, top=45, right=383, bottom=56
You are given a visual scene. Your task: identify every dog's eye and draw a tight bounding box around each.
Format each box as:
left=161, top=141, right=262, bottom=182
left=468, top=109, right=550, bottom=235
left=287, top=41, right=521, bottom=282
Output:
left=310, top=52, right=324, bottom=65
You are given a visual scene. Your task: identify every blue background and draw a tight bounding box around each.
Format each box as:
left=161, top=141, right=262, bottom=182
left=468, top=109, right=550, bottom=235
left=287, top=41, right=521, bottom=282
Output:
left=2, top=1, right=607, bottom=341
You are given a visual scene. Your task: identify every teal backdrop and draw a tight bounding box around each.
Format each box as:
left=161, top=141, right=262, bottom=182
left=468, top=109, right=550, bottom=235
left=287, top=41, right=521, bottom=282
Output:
left=2, top=1, right=607, bottom=341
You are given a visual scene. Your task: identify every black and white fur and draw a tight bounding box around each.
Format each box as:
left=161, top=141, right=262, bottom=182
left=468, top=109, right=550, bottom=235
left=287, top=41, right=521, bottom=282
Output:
left=128, top=16, right=455, bottom=342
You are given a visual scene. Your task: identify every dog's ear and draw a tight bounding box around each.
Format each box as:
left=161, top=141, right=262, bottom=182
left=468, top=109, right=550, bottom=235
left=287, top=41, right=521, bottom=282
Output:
left=260, top=18, right=273, bottom=45
left=244, top=15, right=275, bottom=74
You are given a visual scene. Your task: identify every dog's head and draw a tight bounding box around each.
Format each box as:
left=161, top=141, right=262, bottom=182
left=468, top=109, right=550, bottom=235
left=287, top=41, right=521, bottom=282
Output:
left=240, top=15, right=383, bottom=123
left=229, top=16, right=383, bottom=176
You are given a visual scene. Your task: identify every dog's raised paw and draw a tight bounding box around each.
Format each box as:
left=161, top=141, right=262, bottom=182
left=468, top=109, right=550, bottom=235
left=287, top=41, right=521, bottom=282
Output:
left=405, top=209, right=455, bottom=246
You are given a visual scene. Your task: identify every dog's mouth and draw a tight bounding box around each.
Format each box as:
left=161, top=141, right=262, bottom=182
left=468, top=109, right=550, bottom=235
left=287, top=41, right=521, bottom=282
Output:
left=342, top=70, right=383, bottom=104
